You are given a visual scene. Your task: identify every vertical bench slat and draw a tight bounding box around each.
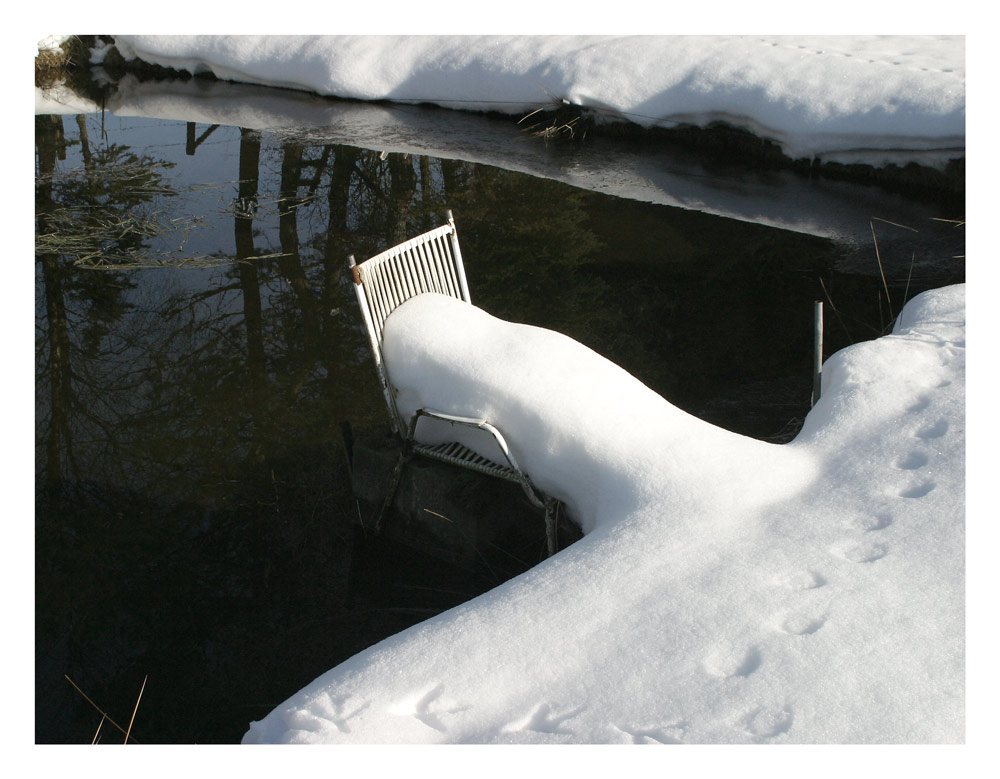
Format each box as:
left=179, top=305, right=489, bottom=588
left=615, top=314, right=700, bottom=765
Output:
left=427, top=235, right=452, bottom=297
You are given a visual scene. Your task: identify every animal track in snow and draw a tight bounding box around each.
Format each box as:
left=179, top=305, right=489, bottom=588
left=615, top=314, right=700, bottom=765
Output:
left=939, top=343, right=964, bottom=361
left=895, top=450, right=929, bottom=470
left=906, top=395, right=932, bottom=413
left=899, top=481, right=936, bottom=499
left=704, top=644, right=762, bottom=678
left=781, top=569, right=827, bottom=590
left=756, top=39, right=956, bottom=74
left=832, top=540, right=888, bottom=563
left=743, top=705, right=794, bottom=739
left=845, top=513, right=894, bottom=533
left=777, top=611, right=827, bottom=636
left=915, top=419, right=949, bottom=439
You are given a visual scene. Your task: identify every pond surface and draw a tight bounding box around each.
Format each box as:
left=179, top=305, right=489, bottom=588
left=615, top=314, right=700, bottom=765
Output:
left=35, top=79, right=964, bottom=743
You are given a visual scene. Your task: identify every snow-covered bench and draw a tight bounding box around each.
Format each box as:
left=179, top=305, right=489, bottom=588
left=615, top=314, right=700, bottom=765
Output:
left=347, top=211, right=562, bottom=555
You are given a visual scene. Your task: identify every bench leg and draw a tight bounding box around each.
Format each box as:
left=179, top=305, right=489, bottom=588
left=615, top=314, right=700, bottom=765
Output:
left=374, top=447, right=411, bottom=533
left=544, top=498, right=559, bottom=558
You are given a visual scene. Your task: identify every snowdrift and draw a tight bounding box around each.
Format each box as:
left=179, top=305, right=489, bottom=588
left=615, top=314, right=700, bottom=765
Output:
left=243, top=284, right=964, bottom=744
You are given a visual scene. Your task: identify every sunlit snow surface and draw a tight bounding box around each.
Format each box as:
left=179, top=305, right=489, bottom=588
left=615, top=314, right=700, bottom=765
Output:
left=112, top=35, right=964, bottom=161
left=243, top=285, right=964, bottom=744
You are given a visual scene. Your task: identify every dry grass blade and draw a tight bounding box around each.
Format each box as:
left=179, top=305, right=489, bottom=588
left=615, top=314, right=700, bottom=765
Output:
left=870, top=216, right=919, bottom=232
left=818, top=277, right=856, bottom=342
left=902, top=250, right=916, bottom=309
left=64, top=674, right=140, bottom=744
left=930, top=217, right=966, bottom=255
left=92, top=713, right=107, bottom=745
left=516, top=106, right=548, bottom=125
left=870, top=220, right=894, bottom=322
left=124, top=675, right=148, bottom=744
left=930, top=217, right=965, bottom=227
left=516, top=95, right=590, bottom=141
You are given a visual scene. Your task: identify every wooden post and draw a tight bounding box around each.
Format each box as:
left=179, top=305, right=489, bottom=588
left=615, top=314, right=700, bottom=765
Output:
left=812, top=300, right=823, bottom=407
left=186, top=122, right=220, bottom=156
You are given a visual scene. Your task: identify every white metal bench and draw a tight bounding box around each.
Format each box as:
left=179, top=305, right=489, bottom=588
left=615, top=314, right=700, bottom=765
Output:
left=348, top=210, right=561, bottom=556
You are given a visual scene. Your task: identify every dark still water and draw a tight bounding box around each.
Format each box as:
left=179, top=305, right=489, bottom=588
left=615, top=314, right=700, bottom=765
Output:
left=35, top=101, right=964, bottom=743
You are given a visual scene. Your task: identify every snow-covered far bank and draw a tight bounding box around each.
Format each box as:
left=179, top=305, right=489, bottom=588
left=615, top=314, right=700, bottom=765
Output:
left=109, top=35, right=965, bottom=164
left=34, top=82, right=100, bottom=115
left=243, top=283, right=964, bottom=744
left=34, top=34, right=964, bottom=246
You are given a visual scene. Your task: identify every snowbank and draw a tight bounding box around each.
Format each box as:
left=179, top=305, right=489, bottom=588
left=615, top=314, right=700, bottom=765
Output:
left=243, top=284, right=964, bottom=744
left=111, top=35, right=964, bottom=162
left=37, top=35, right=70, bottom=53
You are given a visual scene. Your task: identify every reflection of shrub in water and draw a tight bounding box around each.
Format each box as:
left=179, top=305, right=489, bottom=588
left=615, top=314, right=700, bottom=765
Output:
left=36, top=142, right=184, bottom=268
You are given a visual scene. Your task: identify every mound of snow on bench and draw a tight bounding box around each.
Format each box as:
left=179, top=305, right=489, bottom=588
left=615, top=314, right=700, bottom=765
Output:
left=243, top=285, right=964, bottom=744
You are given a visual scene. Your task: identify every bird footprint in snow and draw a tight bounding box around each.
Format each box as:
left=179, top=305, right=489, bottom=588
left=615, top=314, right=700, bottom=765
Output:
left=316, top=693, right=369, bottom=734
left=508, top=702, right=585, bottom=735
left=397, top=684, right=467, bottom=732
left=287, top=693, right=369, bottom=735
left=616, top=722, right=687, bottom=744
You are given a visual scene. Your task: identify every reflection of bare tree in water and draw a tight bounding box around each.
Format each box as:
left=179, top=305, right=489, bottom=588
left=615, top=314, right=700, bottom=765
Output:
left=36, top=112, right=609, bottom=497
left=320, top=144, right=362, bottom=412
left=386, top=153, right=417, bottom=243
left=35, top=117, right=611, bottom=742
left=277, top=140, right=322, bottom=393
left=37, top=117, right=68, bottom=484
left=36, top=114, right=148, bottom=493
left=233, top=129, right=268, bottom=467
